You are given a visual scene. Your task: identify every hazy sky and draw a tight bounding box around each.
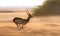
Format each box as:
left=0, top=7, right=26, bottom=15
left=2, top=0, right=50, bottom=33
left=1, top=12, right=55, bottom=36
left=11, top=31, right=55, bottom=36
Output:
left=0, top=0, right=46, bottom=7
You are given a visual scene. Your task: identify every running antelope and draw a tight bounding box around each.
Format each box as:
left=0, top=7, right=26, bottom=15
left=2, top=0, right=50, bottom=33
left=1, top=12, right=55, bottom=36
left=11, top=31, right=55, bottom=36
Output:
left=13, top=11, right=33, bottom=30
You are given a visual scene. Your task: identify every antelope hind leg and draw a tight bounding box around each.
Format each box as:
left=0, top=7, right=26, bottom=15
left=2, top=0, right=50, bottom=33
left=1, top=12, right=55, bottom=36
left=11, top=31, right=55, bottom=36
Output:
left=16, top=24, right=20, bottom=30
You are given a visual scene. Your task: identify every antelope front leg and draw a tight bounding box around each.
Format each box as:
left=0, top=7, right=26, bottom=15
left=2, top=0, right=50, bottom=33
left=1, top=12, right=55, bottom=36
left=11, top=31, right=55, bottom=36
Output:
left=20, top=25, right=24, bottom=30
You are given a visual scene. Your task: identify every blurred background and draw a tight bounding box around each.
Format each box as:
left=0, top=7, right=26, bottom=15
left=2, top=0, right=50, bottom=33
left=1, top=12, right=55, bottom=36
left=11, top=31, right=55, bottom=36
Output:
left=0, top=0, right=45, bottom=23
left=0, top=0, right=60, bottom=36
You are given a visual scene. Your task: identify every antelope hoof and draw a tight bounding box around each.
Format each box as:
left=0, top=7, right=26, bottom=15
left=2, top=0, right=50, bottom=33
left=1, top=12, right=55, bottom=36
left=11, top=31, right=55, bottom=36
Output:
left=20, top=27, right=24, bottom=30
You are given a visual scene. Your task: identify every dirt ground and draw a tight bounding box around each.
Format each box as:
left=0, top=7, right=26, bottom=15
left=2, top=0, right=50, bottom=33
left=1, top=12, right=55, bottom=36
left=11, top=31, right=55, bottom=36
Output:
left=0, top=12, right=60, bottom=36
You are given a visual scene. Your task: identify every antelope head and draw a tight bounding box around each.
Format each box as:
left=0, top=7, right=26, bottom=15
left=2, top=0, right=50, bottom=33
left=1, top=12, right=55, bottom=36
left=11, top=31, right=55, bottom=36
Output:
left=26, top=10, right=33, bottom=18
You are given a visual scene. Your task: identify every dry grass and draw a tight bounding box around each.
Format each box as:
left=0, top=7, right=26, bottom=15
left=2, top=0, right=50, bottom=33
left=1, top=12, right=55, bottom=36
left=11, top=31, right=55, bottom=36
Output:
left=0, top=12, right=60, bottom=36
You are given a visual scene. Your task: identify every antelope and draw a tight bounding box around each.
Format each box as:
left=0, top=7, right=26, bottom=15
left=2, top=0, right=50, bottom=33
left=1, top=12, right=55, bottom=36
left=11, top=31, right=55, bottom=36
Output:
left=13, top=11, right=33, bottom=30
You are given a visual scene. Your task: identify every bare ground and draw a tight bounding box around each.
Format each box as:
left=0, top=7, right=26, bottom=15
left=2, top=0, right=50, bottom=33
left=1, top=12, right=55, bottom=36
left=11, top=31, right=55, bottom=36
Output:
left=0, top=17, right=60, bottom=36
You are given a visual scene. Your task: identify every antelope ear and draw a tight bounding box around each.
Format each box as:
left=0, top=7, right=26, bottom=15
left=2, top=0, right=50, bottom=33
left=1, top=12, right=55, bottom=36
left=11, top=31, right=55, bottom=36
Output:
left=26, top=10, right=30, bottom=14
